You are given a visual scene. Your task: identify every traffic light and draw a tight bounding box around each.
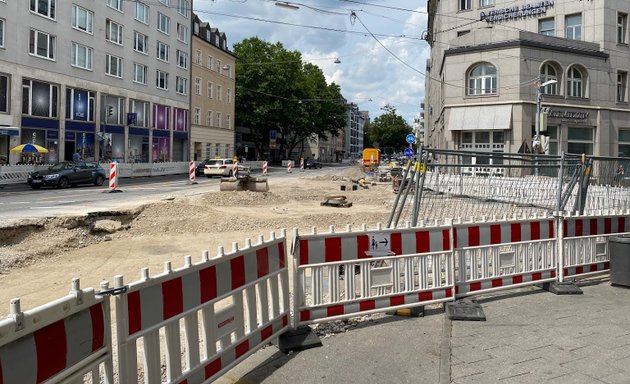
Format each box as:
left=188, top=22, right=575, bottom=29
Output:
left=107, top=106, right=114, bottom=116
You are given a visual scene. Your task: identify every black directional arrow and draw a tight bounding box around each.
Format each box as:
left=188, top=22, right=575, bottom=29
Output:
left=379, top=238, right=389, bottom=246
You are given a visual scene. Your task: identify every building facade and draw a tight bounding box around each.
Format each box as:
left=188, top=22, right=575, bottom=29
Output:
left=426, top=0, right=630, bottom=159
left=0, top=0, right=191, bottom=164
left=190, top=14, right=236, bottom=161
left=344, top=102, right=364, bottom=159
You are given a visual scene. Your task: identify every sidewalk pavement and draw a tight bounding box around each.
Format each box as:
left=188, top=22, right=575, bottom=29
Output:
left=217, top=277, right=630, bottom=384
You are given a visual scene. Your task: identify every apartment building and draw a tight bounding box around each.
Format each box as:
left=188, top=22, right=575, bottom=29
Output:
left=344, top=102, right=364, bottom=159
left=425, top=0, right=630, bottom=158
left=190, top=14, right=236, bottom=161
left=0, top=0, right=191, bottom=164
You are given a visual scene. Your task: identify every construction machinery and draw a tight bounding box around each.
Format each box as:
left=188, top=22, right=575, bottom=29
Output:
left=219, top=166, right=269, bottom=192
left=362, top=148, right=380, bottom=172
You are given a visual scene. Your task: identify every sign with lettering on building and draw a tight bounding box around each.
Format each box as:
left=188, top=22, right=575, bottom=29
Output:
left=546, top=108, right=590, bottom=123
left=480, top=0, right=554, bottom=23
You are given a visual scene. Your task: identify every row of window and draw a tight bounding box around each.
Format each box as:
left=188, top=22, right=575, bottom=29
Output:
left=10, top=22, right=188, bottom=77
left=193, top=108, right=231, bottom=129
left=466, top=62, right=628, bottom=101
left=205, top=143, right=232, bottom=160
left=4, top=76, right=186, bottom=130
left=30, top=0, right=189, bottom=21
left=194, top=50, right=232, bottom=78
left=193, top=78, right=232, bottom=102
left=457, top=127, right=630, bottom=158
left=29, top=2, right=189, bottom=42
left=459, top=5, right=629, bottom=46
left=540, top=12, right=630, bottom=44
left=0, top=75, right=166, bottom=121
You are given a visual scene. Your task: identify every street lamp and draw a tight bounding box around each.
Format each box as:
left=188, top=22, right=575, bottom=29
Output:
left=275, top=2, right=299, bottom=9
left=534, top=79, right=557, bottom=175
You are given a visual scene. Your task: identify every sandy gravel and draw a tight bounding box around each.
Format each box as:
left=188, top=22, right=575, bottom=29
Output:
left=0, top=167, right=397, bottom=317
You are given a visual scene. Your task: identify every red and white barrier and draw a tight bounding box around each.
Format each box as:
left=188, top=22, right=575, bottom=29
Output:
left=189, top=161, right=196, bottom=183
left=300, top=158, right=304, bottom=172
left=262, top=161, right=268, bottom=175
left=287, top=160, right=292, bottom=173
left=0, top=279, right=113, bottom=384
left=292, top=222, right=455, bottom=326
left=115, top=231, right=290, bottom=383
left=109, top=162, right=117, bottom=190
left=454, top=217, right=555, bottom=248
left=297, top=224, right=450, bottom=266
left=456, top=269, right=556, bottom=296
left=232, top=161, right=238, bottom=176
left=563, top=212, right=629, bottom=238
left=560, top=210, right=630, bottom=281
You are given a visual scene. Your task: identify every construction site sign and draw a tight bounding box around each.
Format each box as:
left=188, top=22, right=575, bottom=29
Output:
left=367, top=232, right=392, bottom=256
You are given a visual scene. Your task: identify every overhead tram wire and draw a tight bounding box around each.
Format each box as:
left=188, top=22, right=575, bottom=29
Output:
left=173, top=1, right=593, bottom=95
left=194, top=9, right=424, bottom=41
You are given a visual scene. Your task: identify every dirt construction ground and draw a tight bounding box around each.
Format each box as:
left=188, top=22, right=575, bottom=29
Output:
left=0, top=167, right=397, bottom=317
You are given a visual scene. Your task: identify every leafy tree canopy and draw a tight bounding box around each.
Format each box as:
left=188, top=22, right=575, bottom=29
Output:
left=233, top=37, right=346, bottom=160
left=368, top=105, right=413, bottom=153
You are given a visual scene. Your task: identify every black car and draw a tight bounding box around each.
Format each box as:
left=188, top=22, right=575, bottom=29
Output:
left=27, top=161, right=107, bottom=189
left=305, top=158, right=322, bottom=169
left=195, top=159, right=210, bottom=176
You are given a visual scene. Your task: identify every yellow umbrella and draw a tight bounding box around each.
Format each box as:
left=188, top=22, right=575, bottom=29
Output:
left=10, top=143, right=49, bottom=154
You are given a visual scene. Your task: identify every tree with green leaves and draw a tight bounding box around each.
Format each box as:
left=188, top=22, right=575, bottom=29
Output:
left=368, top=105, right=413, bottom=154
left=233, top=37, right=346, bottom=161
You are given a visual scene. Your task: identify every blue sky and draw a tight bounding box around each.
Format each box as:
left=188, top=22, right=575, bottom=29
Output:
left=193, top=0, right=429, bottom=124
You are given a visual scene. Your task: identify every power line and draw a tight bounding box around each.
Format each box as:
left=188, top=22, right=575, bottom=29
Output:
left=194, top=9, right=425, bottom=41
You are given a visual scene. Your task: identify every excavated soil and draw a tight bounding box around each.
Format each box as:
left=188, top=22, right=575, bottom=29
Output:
left=0, top=168, right=399, bottom=316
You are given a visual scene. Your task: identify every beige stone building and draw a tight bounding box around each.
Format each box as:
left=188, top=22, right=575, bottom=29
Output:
left=190, top=14, right=236, bottom=161
left=426, top=0, right=630, bottom=158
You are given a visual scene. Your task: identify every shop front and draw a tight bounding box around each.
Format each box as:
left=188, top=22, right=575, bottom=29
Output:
left=20, top=117, right=59, bottom=164
left=129, top=127, right=150, bottom=163
left=65, top=121, right=96, bottom=162
left=0, top=126, right=19, bottom=164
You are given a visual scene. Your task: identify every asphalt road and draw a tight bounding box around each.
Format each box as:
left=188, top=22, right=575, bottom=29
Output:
left=0, top=165, right=333, bottom=225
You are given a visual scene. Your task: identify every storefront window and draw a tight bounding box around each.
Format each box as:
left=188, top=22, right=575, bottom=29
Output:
left=0, top=74, right=8, bottom=113
left=153, top=104, right=170, bottom=130
left=567, top=127, right=593, bottom=155
left=22, top=79, right=58, bottom=118
left=74, top=132, right=95, bottom=160
left=619, top=129, right=630, bottom=157
left=102, top=94, right=124, bottom=125
left=129, top=99, right=149, bottom=127
left=66, top=88, right=94, bottom=121
left=152, top=137, right=170, bottom=162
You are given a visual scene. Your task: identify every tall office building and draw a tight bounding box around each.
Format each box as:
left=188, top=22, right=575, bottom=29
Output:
left=425, top=0, right=630, bottom=158
left=0, top=0, right=191, bottom=164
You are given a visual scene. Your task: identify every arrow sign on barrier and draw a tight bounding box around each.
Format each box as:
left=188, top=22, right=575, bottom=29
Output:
left=369, top=233, right=392, bottom=252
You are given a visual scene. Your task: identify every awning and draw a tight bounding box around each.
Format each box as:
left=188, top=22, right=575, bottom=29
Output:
left=447, top=105, right=512, bottom=131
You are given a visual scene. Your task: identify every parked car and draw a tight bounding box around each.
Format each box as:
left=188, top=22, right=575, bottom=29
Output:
left=203, top=158, right=250, bottom=178
left=305, top=158, right=322, bottom=169
left=27, top=161, right=107, bottom=189
left=195, top=159, right=210, bottom=176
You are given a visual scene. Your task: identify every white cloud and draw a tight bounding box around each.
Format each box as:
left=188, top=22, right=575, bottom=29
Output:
left=195, top=0, right=429, bottom=123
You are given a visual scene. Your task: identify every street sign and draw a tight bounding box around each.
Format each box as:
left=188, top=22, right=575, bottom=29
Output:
left=365, top=232, right=395, bottom=257
left=406, top=134, right=416, bottom=144
left=404, top=147, right=414, bottom=157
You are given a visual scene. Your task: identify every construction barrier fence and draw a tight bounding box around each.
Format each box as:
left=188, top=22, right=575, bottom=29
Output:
left=1, top=211, right=629, bottom=383
left=391, top=149, right=630, bottom=227
left=0, top=279, right=114, bottom=384
left=114, top=231, right=289, bottom=384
